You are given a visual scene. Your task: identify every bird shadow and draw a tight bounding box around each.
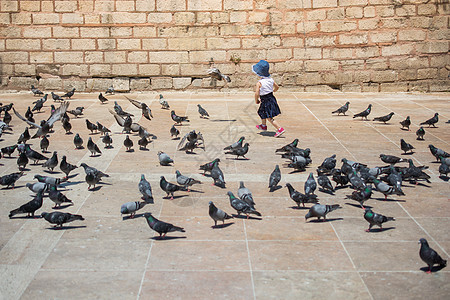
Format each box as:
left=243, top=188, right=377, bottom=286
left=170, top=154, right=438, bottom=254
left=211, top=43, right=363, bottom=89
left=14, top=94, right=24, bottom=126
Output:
left=290, top=206, right=310, bottom=210
left=439, top=175, right=449, bottom=182
left=367, top=227, right=395, bottom=233
left=401, top=152, right=415, bottom=155
left=61, top=180, right=84, bottom=188
left=400, top=128, right=410, bottom=131
left=46, top=225, right=87, bottom=230
left=420, top=265, right=447, bottom=273
left=187, top=189, right=204, bottom=194
left=373, top=197, right=406, bottom=202
left=210, top=119, right=237, bottom=122
left=308, top=218, right=343, bottom=223
left=125, top=149, right=135, bottom=153
left=89, top=132, right=100, bottom=135
left=52, top=204, right=73, bottom=209
left=66, top=173, right=79, bottom=180
left=122, top=213, right=146, bottom=220
left=151, top=236, right=187, bottom=241
left=104, top=145, right=114, bottom=149
left=345, top=202, right=372, bottom=209
left=139, top=148, right=150, bottom=151
left=335, top=185, right=350, bottom=190
left=212, top=222, right=234, bottom=229
left=9, top=215, right=42, bottom=219
left=90, top=154, right=102, bottom=158
left=172, top=137, right=181, bottom=140
left=65, top=132, right=73, bottom=135
left=19, top=168, right=31, bottom=172
left=232, top=215, right=262, bottom=221
left=41, top=150, right=51, bottom=153
left=269, top=185, right=282, bottom=192
left=163, top=195, right=188, bottom=200
left=89, top=186, right=102, bottom=191
left=319, top=189, right=335, bottom=195
left=43, top=170, right=61, bottom=174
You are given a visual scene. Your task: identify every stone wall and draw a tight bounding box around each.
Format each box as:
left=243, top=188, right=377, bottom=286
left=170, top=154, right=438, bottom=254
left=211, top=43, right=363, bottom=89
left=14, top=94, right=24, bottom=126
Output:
left=0, top=0, right=448, bottom=92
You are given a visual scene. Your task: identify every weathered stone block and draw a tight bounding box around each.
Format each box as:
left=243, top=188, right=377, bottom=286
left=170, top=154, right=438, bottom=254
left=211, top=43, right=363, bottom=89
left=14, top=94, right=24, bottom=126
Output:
left=380, top=82, right=408, bottom=92
left=224, top=0, right=253, bottom=10
left=136, top=0, right=156, bottom=11
left=128, top=51, right=149, bottom=63
left=189, top=51, right=226, bottom=63
left=81, top=27, right=110, bottom=38
left=149, top=51, right=189, bottom=63
left=63, top=80, right=86, bottom=92
left=168, top=38, right=206, bottom=51
left=327, top=8, right=345, bottom=20
left=207, top=38, right=241, bottom=50
left=112, top=64, right=138, bottom=76
left=398, top=30, right=426, bottom=41
left=115, top=1, right=135, bottom=12
left=8, top=77, right=38, bottom=88
left=320, top=20, right=357, bottom=32
left=112, top=78, right=130, bottom=91
left=130, top=78, right=151, bottom=90
left=72, top=39, right=96, bottom=50
left=134, top=27, right=157, bottom=37
left=173, top=77, right=191, bottom=89
left=139, top=64, right=161, bottom=76
left=55, top=52, right=84, bottom=63
left=40, top=77, right=63, bottom=90
left=416, top=41, right=448, bottom=54
left=370, top=32, right=397, bottom=43
left=0, top=52, right=29, bottom=63
left=53, top=26, right=79, bottom=38
left=42, top=39, right=71, bottom=51
left=117, top=39, right=141, bottom=50
left=61, top=64, right=89, bottom=76
left=98, top=39, right=116, bottom=50
left=104, top=51, right=126, bottom=63
left=339, top=33, right=368, bottom=45
left=11, top=12, right=32, bottom=24
left=312, top=0, right=337, bottom=8
left=371, top=70, right=397, bottom=82
left=20, top=1, right=40, bottom=12
left=14, top=64, right=36, bottom=76
left=305, top=60, right=339, bottom=71
left=86, top=78, right=113, bottom=91
left=148, top=12, right=172, bottom=23
left=151, top=77, right=173, bottom=89
left=156, top=0, right=185, bottom=12
left=23, top=27, right=52, bottom=38
left=381, top=44, right=414, bottom=56
left=89, top=64, right=111, bottom=77
left=1, top=0, right=19, bottom=12
left=55, top=1, right=78, bottom=13
left=61, top=13, right=83, bottom=24
left=6, top=39, right=40, bottom=51
left=32, top=13, right=60, bottom=24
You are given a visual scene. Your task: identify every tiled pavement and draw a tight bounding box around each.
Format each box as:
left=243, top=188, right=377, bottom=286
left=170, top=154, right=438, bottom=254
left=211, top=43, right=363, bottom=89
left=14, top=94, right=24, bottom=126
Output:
left=0, top=91, right=449, bottom=299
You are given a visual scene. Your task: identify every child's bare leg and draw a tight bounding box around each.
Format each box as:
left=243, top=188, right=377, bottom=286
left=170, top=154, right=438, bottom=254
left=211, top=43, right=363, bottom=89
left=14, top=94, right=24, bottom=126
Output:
left=267, top=118, right=281, bottom=130
left=261, top=118, right=267, bottom=125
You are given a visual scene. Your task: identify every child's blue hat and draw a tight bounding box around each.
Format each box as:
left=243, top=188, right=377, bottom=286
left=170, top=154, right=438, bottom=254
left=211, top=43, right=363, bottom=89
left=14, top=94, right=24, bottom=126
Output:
left=252, top=60, right=270, bottom=77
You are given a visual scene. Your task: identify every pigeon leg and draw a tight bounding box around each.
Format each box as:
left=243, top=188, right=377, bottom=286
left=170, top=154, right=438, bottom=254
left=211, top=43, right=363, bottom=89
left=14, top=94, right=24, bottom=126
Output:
left=384, top=195, right=387, bottom=201
left=246, top=214, right=249, bottom=219
left=365, top=228, right=371, bottom=232
left=426, top=266, right=432, bottom=274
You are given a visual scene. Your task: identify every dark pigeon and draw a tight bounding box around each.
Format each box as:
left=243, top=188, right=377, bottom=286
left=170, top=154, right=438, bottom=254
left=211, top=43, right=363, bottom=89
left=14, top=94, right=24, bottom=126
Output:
left=420, top=113, right=439, bottom=128
left=400, top=116, right=411, bottom=130
left=419, top=238, right=447, bottom=273
left=332, top=101, right=350, bottom=115
left=269, top=165, right=281, bottom=192
left=364, top=208, right=395, bottom=232
left=143, top=212, right=185, bottom=239
left=353, top=104, right=372, bottom=120
left=41, top=211, right=84, bottom=228
left=9, top=191, right=43, bottom=218
left=286, top=183, right=318, bottom=208
left=373, top=112, right=394, bottom=124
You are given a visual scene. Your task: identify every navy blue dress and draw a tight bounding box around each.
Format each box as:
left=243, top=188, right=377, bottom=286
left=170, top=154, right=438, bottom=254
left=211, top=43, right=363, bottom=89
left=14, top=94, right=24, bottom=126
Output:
left=258, top=92, right=281, bottom=119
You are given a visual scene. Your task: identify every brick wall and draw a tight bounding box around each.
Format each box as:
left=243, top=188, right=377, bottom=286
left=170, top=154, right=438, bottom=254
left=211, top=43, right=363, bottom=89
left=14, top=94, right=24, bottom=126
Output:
left=0, top=0, right=448, bottom=92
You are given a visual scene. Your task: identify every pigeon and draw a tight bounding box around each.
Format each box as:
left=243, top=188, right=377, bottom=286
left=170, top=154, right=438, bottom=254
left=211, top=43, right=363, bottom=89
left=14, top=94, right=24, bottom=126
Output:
left=32, top=94, right=47, bottom=111
left=34, top=174, right=63, bottom=186
left=286, top=183, right=318, bottom=208
left=420, top=113, right=439, bottom=128
left=400, top=139, right=414, bottom=154
left=138, top=136, right=149, bottom=150
left=269, top=165, right=281, bottom=192
left=109, top=109, right=142, bottom=133
left=386, top=166, right=404, bottom=196
left=3, top=110, right=12, bottom=125
left=98, top=92, right=108, bottom=104
left=317, top=154, right=336, bottom=175
left=48, top=185, right=73, bottom=208
left=401, top=159, right=431, bottom=184
left=353, top=104, right=372, bottom=120
left=17, top=152, right=29, bottom=170
left=170, top=125, right=180, bottom=138
left=102, top=132, right=113, bottom=148
left=97, top=122, right=111, bottom=135
left=346, top=185, right=372, bottom=209
left=18, top=127, right=31, bottom=144
left=42, top=151, right=58, bottom=171
left=85, top=172, right=101, bottom=190
left=209, top=201, right=233, bottom=227
left=159, top=94, right=169, bottom=109
left=160, top=176, right=184, bottom=199
left=26, top=182, right=48, bottom=194
left=224, top=136, right=245, bottom=151
left=125, top=96, right=153, bottom=120
left=364, top=208, right=395, bottom=232
left=225, top=143, right=249, bottom=160
left=197, top=104, right=209, bottom=118
left=199, top=158, right=220, bottom=175
left=275, top=138, right=298, bottom=153
left=157, top=151, right=173, bottom=166
left=439, top=161, right=450, bottom=177
left=380, top=154, right=406, bottom=165
left=80, top=163, right=109, bottom=182
left=428, top=144, right=450, bottom=162
left=22, top=144, right=49, bottom=164
left=237, top=181, right=255, bottom=207
left=9, top=191, right=43, bottom=218
left=51, top=92, right=63, bottom=102
left=73, top=133, right=83, bottom=149
left=139, top=174, right=153, bottom=203
left=399, top=116, right=411, bottom=130
left=287, top=156, right=311, bottom=172
left=0, top=171, right=24, bottom=189
left=120, top=201, right=147, bottom=218
left=123, top=135, right=133, bottom=152
left=419, top=238, right=447, bottom=274
left=332, top=101, right=350, bottom=115
left=318, top=175, right=334, bottom=193
left=41, top=211, right=84, bottom=228
left=176, top=170, right=201, bottom=192
left=332, top=168, right=349, bottom=187
left=372, top=177, right=403, bottom=200
left=105, top=85, right=114, bottom=95
left=304, top=172, right=317, bottom=195
left=31, top=85, right=44, bottom=96
left=348, top=170, right=366, bottom=191
left=138, top=126, right=153, bottom=140
left=1, top=144, right=17, bottom=157
left=40, top=135, right=50, bottom=152
left=25, top=106, right=33, bottom=119
left=413, top=127, right=426, bottom=141
left=227, top=192, right=261, bottom=218
left=67, top=106, right=84, bottom=117
left=207, top=67, right=231, bottom=82
left=60, top=156, right=77, bottom=179
left=61, top=88, right=75, bottom=99
left=86, top=119, right=98, bottom=134
left=211, top=160, right=225, bottom=188
left=373, top=112, right=394, bottom=124
left=62, top=119, right=72, bottom=134
left=87, top=137, right=102, bottom=156
left=143, top=212, right=185, bottom=239
left=177, top=131, right=205, bottom=153
left=305, top=204, right=341, bottom=222
left=114, top=101, right=134, bottom=117
left=171, top=110, right=189, bottom=125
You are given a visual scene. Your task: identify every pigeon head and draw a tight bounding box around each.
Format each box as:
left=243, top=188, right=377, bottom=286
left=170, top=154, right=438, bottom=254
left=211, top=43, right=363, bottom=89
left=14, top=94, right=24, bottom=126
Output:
left=208, top=201, right=213, bottom=206
left=120, top=206, right=129, bottom=214
left=419, top=238, right=428, bottom=245
left=159, top=94, right=163, bottom=99
left=41, top=212, right=49, bottom=219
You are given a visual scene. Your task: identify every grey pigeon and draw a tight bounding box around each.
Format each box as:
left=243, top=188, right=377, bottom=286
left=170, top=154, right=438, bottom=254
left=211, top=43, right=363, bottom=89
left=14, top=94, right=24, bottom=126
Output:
left=364, top=208, right=395, bottom=232
left=61, top=88, right=75, bottom=99
left=318, top=175, right=334, bottom=193
left=171, top=110, right=189, bottom=125
left=419, top=238, right=447, bottom=274
left=41, top=211, right=84, bottom=228
left=97, top=121, right=111, bottom=135
left=268, top=165, right=281, bottom=192
left=31, top=85, right=44, bottom=96
left=23, top=144, right=49, bottom=164
left=237, top=181, right=255, bottom=207
left=332, top=168, right=349, bottom=187
left=400, top=139, right=414, bottom=154
left=287, top=155, right=311, bottom=172
left=40, top=135, right=49, bottom=152
left=102, top=133, right=113, bottom=148
left=199, top=158, right=220, bottom=175
left=348, top=170, right=366, bottom=191
left=224, top=136, right=245, bottom=151
left=346, top=185, right=372, bottom=209
left=197, top=104, right=209, bottom=118
left=138, top=136, right=149, bottom=150
left=139, top=174, right=153, bottom=203
left=439, top=161, right=449, bottom=177
left=62, top=118, right=72, bottom=134
left=18, top=127, right=31, bottom=144
left=26, top=182, right=48, bottom=194
left=428, top=144, right=449, bottom=162
left=304, top=172, right=317, bottom=195
left=176, top=170, right=201, bottom=192
left=373, top=112, right=394, bottom=124
left=48, top=185, right=73, bottom=208
left=125, top=96, right=153, bottom=120
left=86, top=119, right=98, bottom=134
left=380, top=154, right=406, bottom=165
left=353, top=104, right=372, bottom=120
left=157, top=151, right=173, bottom=166
left=305, top=204, right=341, bottom=222
left=209, top=201, right=233, bottom=227
left=121, top=201, right=147, bottom=218
left=124, top=135, right=133, bottom=152
left=80, top=163, right=109, bottom=179
left=401, top=159, right=431, bottom=184
left=51, top=92, right=63, bottom=102
left=372, top=176, right=403, bottom=200
left=87, top=137, right=102, bottom=156
left=85, top=172, right=101, bottom=190
left=34, top=174, right=63, bottom=186
left=0, top=172, right=24, bottom=189
left=60, top=155, right=77, bottom=179
left=332, top=101, right=350, bottom=115
left=400, top=116, right=411, bottom=130
left=67, top=106, right=84, bottom=118
left=227, top=191, right=261, bottom=219
left=105, top=85, right=114, bottom=95
left=225, top=143, right=249, bottom=160
left=275, top=138, right=298, bottom=153
left=286, top=183, right=318, bottom=208
left=143, top=212, right=185, bottom=239
left=73, top=133, right=83, bottom=149
left=160, top=176, right=184, bottom=199
left=420, top=113, right=439, bottom=128
left=386, top=166, right=404, bottom=195
left=170, top=125, right=180, bottom=138
left=211, top=160, right=225, bottom=188
left=207, top=67, right=231, bottom=82
left=159, top=94, right=169, bottom=109
left=416, top=127, right=425, bottom=140
left=9, top=191, right=43, bottom=218
left=317, top=154, right=336, bottom=175
left=42, top=151, right=58, bottom=171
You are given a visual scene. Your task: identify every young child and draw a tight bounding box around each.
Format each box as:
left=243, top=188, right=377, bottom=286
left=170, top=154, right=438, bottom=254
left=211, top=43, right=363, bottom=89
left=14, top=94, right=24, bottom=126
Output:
left=253, top=60, right=285, bottom=137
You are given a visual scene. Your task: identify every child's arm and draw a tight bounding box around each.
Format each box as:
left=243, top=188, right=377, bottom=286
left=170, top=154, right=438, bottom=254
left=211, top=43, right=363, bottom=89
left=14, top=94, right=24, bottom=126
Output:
left=273, top=81, right=279, bottom=93
left=254, top=82, right=261, bottom=104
